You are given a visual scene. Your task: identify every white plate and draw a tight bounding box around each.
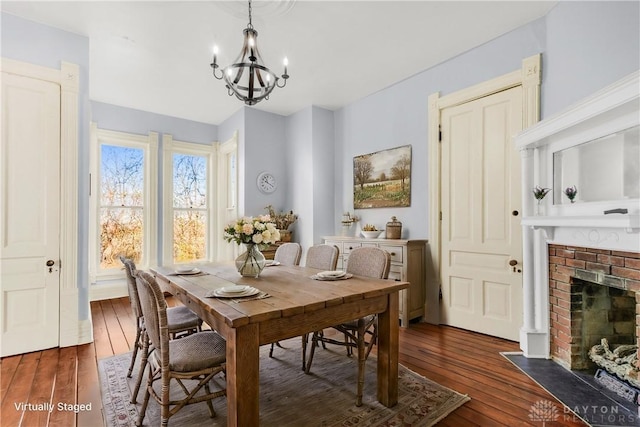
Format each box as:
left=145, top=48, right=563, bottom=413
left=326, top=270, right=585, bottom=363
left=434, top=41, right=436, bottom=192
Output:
left=213, top=287, right=260, bottom=298
left=317, top=270, right=346, bottom=278
left=176, top=268, right=201, bottom=275
left=265, top=260, right=281, bottom=267
left=220, top=285, right=249, bottom=294
left=312, top=273, right=353, bottom=281
left=175, top=266, right=196, bottom=274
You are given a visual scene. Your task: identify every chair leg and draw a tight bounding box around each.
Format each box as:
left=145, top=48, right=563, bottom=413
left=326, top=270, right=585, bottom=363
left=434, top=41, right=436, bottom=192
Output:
left=301, top=333, right=308, bottom=371
left=305, top=332, right=319, bottom=374
left=269, top=341, right=285, bottom=358
left=136, top=365, right=152, bottom=427
left=344, top=332, right=353, bottom=356
left=128, top=324, right=142, bottom=378
left=203, top=382, right=216, bottom=418
left=356, top=325, right=366, bottom=407
left=131, top=331, right=149, bottom=404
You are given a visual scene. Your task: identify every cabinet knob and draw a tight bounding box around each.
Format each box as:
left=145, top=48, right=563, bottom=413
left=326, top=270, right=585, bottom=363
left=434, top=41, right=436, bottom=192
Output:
left=390, top=252, right=396, bottom=256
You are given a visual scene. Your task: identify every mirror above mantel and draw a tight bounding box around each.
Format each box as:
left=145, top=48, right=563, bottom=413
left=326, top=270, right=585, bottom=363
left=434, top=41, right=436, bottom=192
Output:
left=553, top=124, right=639, bottom=205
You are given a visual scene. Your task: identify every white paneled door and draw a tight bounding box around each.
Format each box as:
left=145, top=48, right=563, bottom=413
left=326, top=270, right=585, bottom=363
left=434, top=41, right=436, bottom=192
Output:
left=1, top=71, right=61, bottom=356
left=440, top=86, right=523, bottom=341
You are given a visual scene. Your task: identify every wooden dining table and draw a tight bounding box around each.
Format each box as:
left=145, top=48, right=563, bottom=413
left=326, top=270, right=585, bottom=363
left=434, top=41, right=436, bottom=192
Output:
left=150, top=262, right=409, bottom=427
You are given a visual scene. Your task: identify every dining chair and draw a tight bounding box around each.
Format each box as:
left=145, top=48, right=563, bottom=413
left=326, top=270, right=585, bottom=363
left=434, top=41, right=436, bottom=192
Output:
left=297, top=244, right=340, bottom=368
left=305, top=246, right=391, bottom=406
left=274, top=242, right=302, bottom=266
left=269, top=242, right=303, bottom=357
left=305, top=244, right=339, bottom=270
left=135, top=271, right=227, bottom=427
left=119, top=256, right=203, bottom=403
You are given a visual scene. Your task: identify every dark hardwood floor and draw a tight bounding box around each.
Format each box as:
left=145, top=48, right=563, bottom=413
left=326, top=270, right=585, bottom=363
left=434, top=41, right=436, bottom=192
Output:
left=1, top=296, right=587, bottom=426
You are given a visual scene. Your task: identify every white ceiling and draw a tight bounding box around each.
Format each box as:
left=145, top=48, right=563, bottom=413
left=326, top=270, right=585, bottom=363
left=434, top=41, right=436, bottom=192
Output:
left=2, top=1, right=557, bottom=125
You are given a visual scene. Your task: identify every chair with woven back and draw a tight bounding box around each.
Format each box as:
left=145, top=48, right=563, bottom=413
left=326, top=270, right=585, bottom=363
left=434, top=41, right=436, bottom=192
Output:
left=119, top=256, right=203, bottom=403
left=273, top=242, right=302, bottom=266
left=305, top=246, right=391, bottom=406
left=135, top=271, right=227, bottom=427
left=268, top=242, right=303, bottom=357
left=305, top=244, right=339, bottom=271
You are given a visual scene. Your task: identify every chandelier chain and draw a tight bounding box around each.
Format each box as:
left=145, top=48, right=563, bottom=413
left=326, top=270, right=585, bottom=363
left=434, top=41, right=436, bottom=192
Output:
left=247, top=0, right=253, bottom=29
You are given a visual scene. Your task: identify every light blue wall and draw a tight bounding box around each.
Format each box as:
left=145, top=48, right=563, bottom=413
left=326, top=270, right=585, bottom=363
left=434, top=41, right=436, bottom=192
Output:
left=285, top=106, right=336, bottom=259
left=1, top=12, right=92, bottom=319
left=286, top=107, right=313, bottom=253
left=542, top=1, right=640, bottom=117
left=243, top=108, right=287, bottom=217
left=91, top=101, right=218, bottom=144
left=311, top=107, right=336, bottom=244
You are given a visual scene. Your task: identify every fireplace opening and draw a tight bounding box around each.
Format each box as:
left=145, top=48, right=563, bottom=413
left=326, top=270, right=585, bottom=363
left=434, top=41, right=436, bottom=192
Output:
left=570, top=278, right=637, bottom=371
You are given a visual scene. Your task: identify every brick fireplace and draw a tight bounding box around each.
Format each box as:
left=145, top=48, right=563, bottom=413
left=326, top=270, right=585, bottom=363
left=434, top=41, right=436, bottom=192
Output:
left=548, top=245, right=640, bottom=370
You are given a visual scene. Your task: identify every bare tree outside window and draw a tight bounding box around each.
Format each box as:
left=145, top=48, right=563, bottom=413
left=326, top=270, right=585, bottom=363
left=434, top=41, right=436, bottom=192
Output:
left=173, top=154, right=208, bottom=262
left=100, top=145, right=144, bottom=269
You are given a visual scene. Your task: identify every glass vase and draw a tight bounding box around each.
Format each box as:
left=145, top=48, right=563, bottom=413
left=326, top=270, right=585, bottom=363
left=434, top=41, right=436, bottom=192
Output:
left=535, top=199, right=544, bottom=216
left=235, top=243, right=266, bottom=278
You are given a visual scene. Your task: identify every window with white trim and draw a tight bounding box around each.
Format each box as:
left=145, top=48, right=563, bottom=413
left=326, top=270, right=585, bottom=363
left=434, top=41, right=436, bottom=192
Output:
left=89, top=124, right=158, bottom=281
left=216, top=133, right=239, bottom=261
left=162, top=135, right=216, bottom=265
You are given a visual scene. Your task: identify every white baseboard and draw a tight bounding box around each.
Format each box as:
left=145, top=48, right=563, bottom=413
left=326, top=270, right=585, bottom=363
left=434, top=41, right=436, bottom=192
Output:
left=90, top=280, right=128, bottom=301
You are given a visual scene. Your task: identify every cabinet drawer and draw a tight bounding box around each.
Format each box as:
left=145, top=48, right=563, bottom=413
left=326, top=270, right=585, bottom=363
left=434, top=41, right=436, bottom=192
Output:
left=380, top=245, right=403, bottom=263
left=388, top=265, right=402, bottom=281
left=361, top=242, right=378, bottom=248
left=343, top=242, right=361, bottom=254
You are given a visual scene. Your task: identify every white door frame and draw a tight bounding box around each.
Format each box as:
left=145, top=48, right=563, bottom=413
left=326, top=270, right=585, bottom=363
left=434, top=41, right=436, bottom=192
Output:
left=426, top=54, right=541, bottom=326
left=0, top=58, right=87, bottom=347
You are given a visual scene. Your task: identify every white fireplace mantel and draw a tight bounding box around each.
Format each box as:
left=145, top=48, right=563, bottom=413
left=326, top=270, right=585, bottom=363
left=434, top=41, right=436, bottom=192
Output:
left=522, top=214, right=640, bottom=244
left=514, top=71, right=640, bottom=359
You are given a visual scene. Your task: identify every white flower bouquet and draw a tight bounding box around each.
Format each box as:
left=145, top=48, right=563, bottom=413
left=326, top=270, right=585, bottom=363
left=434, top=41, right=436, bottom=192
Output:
left=223, top=215, right=281, bottom=247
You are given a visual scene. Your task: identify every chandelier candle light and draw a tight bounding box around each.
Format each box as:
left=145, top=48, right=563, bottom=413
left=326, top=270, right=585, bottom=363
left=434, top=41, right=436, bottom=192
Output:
left=210, top=0, right=290, bottom=105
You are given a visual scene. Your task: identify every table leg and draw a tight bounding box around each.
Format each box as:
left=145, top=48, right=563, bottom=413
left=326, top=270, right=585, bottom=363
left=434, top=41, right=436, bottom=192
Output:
left=376, top=291, right=399, bottom=407
left=226, top=323, right=260, bottom=426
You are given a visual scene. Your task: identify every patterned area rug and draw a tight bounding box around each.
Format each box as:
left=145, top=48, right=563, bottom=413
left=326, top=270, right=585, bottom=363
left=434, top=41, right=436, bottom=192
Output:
left=99, top=339, right=469, bottom=426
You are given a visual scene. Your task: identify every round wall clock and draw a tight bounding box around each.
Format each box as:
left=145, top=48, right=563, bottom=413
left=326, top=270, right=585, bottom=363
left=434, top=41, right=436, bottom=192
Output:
left=257, top=171, right=277, bottom=194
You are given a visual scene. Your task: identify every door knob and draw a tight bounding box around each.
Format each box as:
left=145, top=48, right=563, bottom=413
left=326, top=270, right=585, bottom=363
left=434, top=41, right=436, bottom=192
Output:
left=46, top=260, right=55, bottom=267
left=508, top=259, right=518, bottom=266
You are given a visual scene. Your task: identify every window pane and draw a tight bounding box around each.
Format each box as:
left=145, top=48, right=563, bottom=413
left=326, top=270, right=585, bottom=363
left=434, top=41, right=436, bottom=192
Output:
left=101, top=145, right=144, bottom=207
left=173, top=154, right=207, bottom=208
left=173, top=211, right=206, bottom=262
left=100, top=207, right=143, bottom=269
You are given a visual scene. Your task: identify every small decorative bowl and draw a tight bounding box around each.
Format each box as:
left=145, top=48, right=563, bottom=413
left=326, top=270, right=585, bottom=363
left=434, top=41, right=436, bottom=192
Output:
left=361, top=230, right=383, bottom=239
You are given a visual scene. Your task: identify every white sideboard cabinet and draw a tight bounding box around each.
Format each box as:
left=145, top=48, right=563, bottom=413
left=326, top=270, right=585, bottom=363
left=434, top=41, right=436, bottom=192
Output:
left=322, top=236, right=428, bottom=326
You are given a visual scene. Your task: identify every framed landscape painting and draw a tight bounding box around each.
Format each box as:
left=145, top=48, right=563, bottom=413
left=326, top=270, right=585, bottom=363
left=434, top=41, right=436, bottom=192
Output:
left=353, top=145, right=411, bottom=209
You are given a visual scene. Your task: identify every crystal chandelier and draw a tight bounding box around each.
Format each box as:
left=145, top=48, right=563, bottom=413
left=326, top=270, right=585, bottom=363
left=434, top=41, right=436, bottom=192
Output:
left=210, top=0, right=289, bottom=106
